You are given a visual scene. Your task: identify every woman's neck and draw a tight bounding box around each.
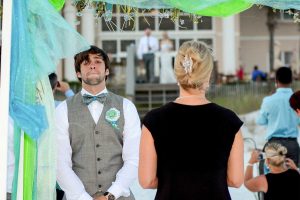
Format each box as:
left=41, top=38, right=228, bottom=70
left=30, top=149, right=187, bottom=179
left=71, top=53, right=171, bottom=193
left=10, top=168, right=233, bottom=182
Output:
left=269, top=165, right=288, bottom=174
left=175, top=88, right=209, bottom=105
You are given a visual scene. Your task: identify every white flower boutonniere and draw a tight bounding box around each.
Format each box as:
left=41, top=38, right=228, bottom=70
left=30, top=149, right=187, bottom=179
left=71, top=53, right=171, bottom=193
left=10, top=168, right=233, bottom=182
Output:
left=105, top=108, right=120, bottom=130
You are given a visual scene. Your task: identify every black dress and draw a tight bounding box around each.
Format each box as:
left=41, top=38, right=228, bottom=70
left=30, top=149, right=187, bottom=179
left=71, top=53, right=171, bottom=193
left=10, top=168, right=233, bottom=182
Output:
left=264, top=169, right=300, bottom=200
left=143, top=102, right=243, bottom=200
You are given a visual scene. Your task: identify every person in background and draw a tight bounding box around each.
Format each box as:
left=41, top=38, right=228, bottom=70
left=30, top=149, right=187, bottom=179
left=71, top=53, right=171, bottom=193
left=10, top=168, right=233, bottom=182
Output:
left=137, top=28, right=159, bottom=83
left=257, top=67, right=300, bottom=166
left=251, top=65, right=267, bottom=82
left=289, top=90, right=300, bottom=116
left=159, top=31, right=176, bottom=84
left=139, top=41, right=244, bottom=200
left=236, top=65, right=244, bottom=82
left=48, top=73, right=74, bottom=107
left=244, top=142, right=300, bottom=200
left=56, top=46, right=141, bottom=200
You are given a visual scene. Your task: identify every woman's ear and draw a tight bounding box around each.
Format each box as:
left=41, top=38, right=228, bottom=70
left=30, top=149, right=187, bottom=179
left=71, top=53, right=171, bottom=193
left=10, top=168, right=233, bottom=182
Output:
left=296, top=109, right=300, bottom=117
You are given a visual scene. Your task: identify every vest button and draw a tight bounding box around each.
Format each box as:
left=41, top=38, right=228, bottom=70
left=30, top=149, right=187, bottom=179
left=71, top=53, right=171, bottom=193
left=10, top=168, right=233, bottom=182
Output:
left=97, top=158, right=101, bottom=161
left=95, top=131, right=99, bottom=134
left=96, top=144, right=100, bottom=148
left=98, top=184, right=102, bottom=188
left=98, top=170, right=101, bottom=174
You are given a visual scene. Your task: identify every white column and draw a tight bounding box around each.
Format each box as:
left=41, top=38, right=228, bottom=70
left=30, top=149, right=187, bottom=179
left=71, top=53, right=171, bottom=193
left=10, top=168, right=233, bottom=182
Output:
left=0, top=0, right=12, bottom=199
left=222, top=16, right=237, bottom=75
left=63, top=1, right=78, bottom=81
left=81, top=8, right=95, bottom=45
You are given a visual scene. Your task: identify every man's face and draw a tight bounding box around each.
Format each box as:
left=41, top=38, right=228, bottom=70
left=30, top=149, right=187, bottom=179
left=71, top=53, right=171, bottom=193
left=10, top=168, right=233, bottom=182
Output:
left=145, top=29, right=151, bottom=36
left=76, top=54, right=109, bottom=86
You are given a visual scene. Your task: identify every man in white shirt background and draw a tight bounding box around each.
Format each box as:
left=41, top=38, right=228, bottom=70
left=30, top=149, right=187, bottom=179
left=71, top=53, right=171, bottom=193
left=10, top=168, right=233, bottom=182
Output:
left=56, top=46, right=141, bottom=200
left=137, top=28, right=159, bottom=83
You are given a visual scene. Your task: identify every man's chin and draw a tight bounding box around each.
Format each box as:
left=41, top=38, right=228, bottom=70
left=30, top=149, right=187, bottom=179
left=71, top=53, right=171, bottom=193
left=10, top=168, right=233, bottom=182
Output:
left=83, top=78, right=103, bottom=85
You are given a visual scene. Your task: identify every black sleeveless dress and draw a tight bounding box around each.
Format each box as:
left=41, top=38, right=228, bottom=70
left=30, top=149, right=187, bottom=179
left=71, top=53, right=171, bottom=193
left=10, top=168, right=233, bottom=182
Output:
left=264, top=169, right=300, bottom=200
left=143, top=102, right=243, bottom=200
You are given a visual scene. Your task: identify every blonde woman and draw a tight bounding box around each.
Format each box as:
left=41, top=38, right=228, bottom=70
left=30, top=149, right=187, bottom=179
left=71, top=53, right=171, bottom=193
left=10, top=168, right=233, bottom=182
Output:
left=244, top=143, right=300, bottom=200
left=139, top=41, right=244, bottom=199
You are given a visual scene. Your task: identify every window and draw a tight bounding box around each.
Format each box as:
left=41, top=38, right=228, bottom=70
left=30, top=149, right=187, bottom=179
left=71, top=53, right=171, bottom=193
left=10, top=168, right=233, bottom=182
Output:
left=102, top=40, right=117, bottom=54
left=139, top=16, right=155, bottom=30
left=198, top=39, right=213, bottom=47
left=158, top=18, right=175, bottom=30
left=178, top=16, right=193, bottom=30
left=97, top=9, right=215, bottom=65
left=121, top=40, right=135, bottom=52
left=197, top=17, right=212, bottom=30
left=179, top=39, right=193, bottom=46
left=102, top=17, right=117, bottom=31
left=276, top=9, right=298, bottom=21
left=120, top=15, right=135, bottom=31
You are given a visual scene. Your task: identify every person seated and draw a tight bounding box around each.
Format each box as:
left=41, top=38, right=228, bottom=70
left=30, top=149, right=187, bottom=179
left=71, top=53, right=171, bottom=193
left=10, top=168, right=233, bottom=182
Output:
left=244, top=142, right=300, bottom=200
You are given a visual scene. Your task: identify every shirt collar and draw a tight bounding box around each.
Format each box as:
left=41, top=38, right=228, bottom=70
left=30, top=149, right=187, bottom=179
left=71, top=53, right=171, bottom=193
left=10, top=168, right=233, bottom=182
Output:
left=276, top=87, right=293, bottom=93
left=81, top=88, right=108, bottom=96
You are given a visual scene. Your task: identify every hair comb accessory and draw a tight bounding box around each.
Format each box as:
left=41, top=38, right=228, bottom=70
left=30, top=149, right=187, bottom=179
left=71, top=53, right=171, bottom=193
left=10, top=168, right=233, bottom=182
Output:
left=182, top=55, right=193, bottom=74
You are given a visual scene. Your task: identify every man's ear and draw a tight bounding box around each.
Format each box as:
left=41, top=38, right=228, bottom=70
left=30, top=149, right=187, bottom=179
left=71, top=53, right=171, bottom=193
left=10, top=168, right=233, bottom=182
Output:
left=76, top=72, right=82, bottom=78
left=105, top=69, right=109, bottom=76
left=296, top=109, right=300, bottom=117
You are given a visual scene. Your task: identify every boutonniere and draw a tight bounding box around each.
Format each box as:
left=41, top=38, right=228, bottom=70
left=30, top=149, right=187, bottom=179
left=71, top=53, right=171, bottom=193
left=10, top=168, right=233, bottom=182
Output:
left=105, top=108, right=120, bottom=130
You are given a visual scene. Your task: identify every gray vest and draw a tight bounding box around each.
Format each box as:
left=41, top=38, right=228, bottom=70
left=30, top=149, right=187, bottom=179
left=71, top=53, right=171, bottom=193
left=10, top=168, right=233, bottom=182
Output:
left=67, top=92, right=134, bottom=199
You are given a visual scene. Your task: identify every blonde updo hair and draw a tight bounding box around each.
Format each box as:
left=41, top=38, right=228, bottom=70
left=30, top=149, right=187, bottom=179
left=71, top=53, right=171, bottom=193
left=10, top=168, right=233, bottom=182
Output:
left=174, top=41, right=213, bottom=90
left=265, top=142, right=287, bottom=167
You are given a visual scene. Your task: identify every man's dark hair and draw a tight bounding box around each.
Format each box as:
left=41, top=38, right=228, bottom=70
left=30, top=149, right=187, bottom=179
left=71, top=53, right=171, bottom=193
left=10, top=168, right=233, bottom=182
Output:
left=74, top=45, right=110, bottom=82
left=49, top=73, right=58, bottom=90
left=276, top=67, right=292, bottom=84
left=290, top=90, right=300, bottom=111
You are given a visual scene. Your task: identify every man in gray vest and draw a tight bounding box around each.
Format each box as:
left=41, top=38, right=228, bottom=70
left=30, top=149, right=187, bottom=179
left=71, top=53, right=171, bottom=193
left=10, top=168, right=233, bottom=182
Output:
left=56, top=46, right=141, bottom=200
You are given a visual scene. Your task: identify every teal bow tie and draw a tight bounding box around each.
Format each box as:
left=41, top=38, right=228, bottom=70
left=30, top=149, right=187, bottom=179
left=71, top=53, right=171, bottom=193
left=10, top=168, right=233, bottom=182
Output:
left=82, top=93, right=108, bottom=105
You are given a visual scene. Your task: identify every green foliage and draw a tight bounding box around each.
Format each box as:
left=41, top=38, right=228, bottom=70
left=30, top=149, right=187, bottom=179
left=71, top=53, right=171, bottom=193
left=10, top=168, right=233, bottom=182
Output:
left=210, top=94, right=265, bottom=115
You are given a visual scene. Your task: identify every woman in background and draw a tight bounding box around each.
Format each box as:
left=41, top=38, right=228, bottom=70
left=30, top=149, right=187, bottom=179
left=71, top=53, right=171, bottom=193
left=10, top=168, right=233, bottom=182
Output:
left=244, top=142, right=300, bottom=200
left=159, top=32, right=176, bottom=84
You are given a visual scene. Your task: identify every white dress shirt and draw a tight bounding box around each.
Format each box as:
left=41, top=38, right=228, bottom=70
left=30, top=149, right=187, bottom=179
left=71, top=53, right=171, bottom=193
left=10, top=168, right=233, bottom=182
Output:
left=56, top=88, right=141, bottom=200
left=137, top=35, right=159, bottom=60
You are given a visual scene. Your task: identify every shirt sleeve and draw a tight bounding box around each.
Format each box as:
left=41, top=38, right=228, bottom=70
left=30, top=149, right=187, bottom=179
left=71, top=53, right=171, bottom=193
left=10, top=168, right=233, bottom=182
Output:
left=257, top=99, right=268, bottom=125
left=65, top=89, right=75, bottom=98
left=107, top=99, right=141, bottom=199
left=56, top=101, right=93, bottom=200
left=225, top=109, right=244, bottom=136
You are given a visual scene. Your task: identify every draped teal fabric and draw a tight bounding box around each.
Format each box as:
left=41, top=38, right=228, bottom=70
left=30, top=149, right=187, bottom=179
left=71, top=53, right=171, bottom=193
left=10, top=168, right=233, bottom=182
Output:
left=10, top=0, right=89, bottom=140
left=10, top=0, right=89, bottom=199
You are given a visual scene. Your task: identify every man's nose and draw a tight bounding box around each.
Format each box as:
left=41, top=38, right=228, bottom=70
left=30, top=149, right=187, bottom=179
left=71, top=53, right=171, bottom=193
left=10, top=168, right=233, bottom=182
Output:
left=89, top=63, right=96, bottom=69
